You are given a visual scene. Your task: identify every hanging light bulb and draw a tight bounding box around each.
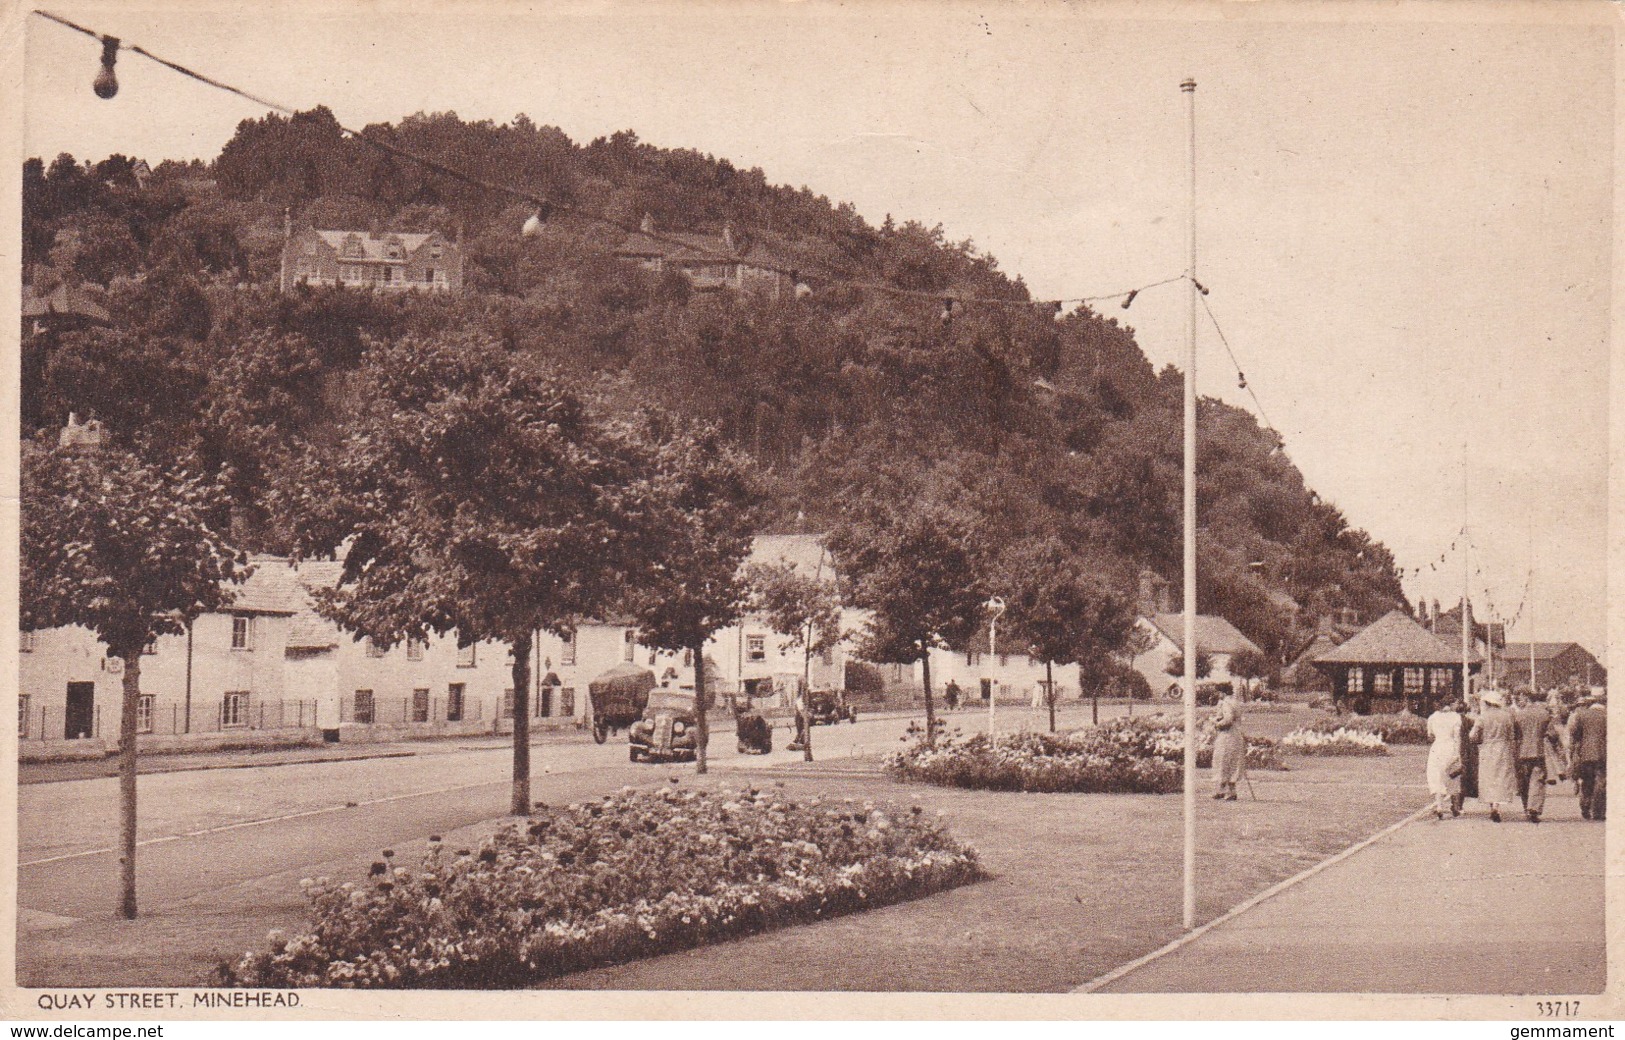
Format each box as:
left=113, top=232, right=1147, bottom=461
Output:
left=1237, top=371, right=1248, bottom=390
left=1120, top=289, right=1139, bottom=310
left=1192, top=278, right=1210, bottom=296
left=520, top=202, right=552, bottom=237
left=93, top=36, right=120, bottom=99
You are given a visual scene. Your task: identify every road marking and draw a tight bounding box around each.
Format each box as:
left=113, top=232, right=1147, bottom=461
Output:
left=18, top=777, right=508, bottom=868
left=1074, top=802, right=1433, bottom=993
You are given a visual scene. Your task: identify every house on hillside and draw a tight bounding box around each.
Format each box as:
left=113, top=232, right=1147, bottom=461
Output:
left=280, top=223, right=463, bottom=293
left=1131, top=613, right=1262, bottom=699
left=1495, top=642, right=1606, bottom=692
left=928, top=634, right=1081, bottom=707
left=614, top=214, right=813, bottom=300
left=22, top=280, right=113, bottom=336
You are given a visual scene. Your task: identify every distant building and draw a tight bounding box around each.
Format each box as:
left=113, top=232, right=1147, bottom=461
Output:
left=280, top=223, right=463, bottom=293
left=614, top=214, right=812, bottom=299
left=1495, top=642, right=1605, bottom=692
left=22, top=281, right=112, bottom=336
left=1132, top=613, right=1262, bottom=699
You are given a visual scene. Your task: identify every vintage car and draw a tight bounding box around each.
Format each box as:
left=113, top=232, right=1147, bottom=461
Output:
left=588, top=663, right=657, bottom=744
left=807, top=688, right=857, bottom=725
left=628, top=688, right=699, bottom=763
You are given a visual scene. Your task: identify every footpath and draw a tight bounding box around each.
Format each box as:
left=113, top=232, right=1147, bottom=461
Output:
left=1087, top=787, right=1607, bottom=994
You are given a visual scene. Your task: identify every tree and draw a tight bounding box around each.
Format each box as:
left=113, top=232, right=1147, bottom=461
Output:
left=827, top=500, right=987, bottom=746
left=1166, top=651, right=1214, bottom=685
left=749, top=558, right=843, bottom=760
left=1228, top=647, right=1271, bottom=698
left=21, top=437, right=248, bottom=918
left=276, top=333, right=657, bottom=813
left=625, top=421, right=761, bottom=775
left=1002, top=539, right=1137, bottom=730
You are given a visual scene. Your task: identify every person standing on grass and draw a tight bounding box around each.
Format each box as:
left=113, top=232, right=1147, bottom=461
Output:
left=945, top=680, right=961, bottom=712
left=1512, top=691, right=1555, bottom=823
left=1471, top=689, right=1520, bottom=823
left=1569, top=694, right=1607, bottom=821
left=1210, top=688, right=1246, bottom=802
left=1426, top=698, right=1463, bottom=820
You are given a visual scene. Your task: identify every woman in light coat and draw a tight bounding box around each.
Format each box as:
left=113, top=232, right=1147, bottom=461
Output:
left=1211, top=691, right=1246, bottom=801
left=1426, top=699, right=1463, bottom=819
left=1471, top=689, right=1520, bottom=823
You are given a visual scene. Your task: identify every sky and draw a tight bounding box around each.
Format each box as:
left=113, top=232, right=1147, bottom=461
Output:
left=14, top=0, right=1615, bottom=661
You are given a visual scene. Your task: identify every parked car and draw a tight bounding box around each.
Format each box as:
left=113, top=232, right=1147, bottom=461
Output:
left=629, top=688, right=698, bottom=763
left=807, top=688, right=857, bottom=725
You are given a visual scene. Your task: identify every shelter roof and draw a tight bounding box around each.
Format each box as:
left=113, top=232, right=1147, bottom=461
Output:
left=1313, top=609, right=1478, bottom=666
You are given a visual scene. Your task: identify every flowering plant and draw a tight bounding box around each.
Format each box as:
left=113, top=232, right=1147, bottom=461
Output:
left=1281, top=726, right=1389, bottom=756
left=1305, top=712, right=1428, bottom=745
left=220, top=785, right=981, bottom=988
left=884, top=727, right=1182, bottom=793
left=1097, top=714, right=1287, bottom=772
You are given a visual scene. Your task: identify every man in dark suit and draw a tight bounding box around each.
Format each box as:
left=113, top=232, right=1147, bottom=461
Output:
left=1512, top=692, right=1555, bottom=823
left=1569, top=694, right=1607, bottom=821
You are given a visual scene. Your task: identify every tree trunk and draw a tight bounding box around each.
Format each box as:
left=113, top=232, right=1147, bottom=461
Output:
left=921, top=651, right=936, bottom=747
left=692, top=641, right=709, bottom=775
left=118, top=651, right=141, bottom=919
left=801, top=641, right=814, bottom=763
left=509, top=630, right=532, bottom=816
left=1050, top=660, right=1060, bottom=732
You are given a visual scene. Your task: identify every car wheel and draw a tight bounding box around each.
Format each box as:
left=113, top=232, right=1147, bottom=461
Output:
left=629, top=746, right=641, bottom=762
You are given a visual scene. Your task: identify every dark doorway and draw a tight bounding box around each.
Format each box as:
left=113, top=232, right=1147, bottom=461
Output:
left=65, top=682, right=95, bottom=739
left=980, top=678, right=993, bottom=702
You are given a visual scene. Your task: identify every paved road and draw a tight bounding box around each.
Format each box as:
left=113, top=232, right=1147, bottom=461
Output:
left=19, top=701, right=1112, bottom=923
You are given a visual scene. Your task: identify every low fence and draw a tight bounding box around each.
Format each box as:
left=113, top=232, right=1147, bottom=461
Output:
left=340, top=692, right=486, bottom=727
left=20, top=699, right=320, bottom=742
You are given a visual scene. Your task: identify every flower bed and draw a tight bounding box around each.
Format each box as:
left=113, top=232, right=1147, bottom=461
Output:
left=884, top=729, right=1181, bottom=794
left=1305, top=712, right=1428, bottom=745
left=1281, top=727, right=1389, bottom=756
left=1103, top=715, right=1288, bottom=772
left=220, top=784, right=982, bottom=988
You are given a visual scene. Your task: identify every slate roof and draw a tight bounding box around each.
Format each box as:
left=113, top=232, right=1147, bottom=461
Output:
left=1312, top=609, right=1478, bottom=666
left=1146, top=614, right=1262, bottom=657
left=1499, top=642, right=1582, bottom=662
left=22, top=282, right=112, bottom=325
left=312, top=230, right=438, bottom=261
left=219, top=556, right=305, bottom=616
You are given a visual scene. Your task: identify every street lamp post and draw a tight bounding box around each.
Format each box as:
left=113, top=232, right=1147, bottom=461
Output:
left=1180, top=76, right=1199, bottom=932
left=986, top=597, right=1006, bottom=738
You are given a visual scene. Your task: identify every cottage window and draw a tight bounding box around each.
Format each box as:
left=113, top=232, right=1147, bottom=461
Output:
left=501, top=689, right=515, bottom=720
left=747, top=635, right=766, bottom=662
left=1404, top=668, right=1426, bottom=697
left=561, top=630, right=577, bottom=666
left=136, top=694, right=155, bottom=734
left=406, top=639, right=424, bottom=662
left=560, top=687, right=576, bottom=717
left=19, top=631, right=34, bottom=653
left=456, top=643, right=477, bottom=668
left=423, top=268, right=436, bottom=284
left=364, top=637, right=386, bottom=659
left=430, top=243, right=443, bottom=259
left=231, top=615, right=253, bottom=650
left=446, top=683, right=465, bottom=722
left=341, top=234, right=364, bottom=257
left=412, top=688, right=430, bottom=724
left=1373, top=671, right=1393, bottom=695
left=822, top=645, right=835, bottom=667
left=353, top=689, right=375, bottom=725
left=19, top=694, right=30, bottom=737
left=965, top=652, right=973, bottom=667
left=223, top=691, right=249, bottom=728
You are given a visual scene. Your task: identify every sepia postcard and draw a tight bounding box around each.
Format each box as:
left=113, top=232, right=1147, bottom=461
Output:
left=1, top=0, right=1618, bottom=1023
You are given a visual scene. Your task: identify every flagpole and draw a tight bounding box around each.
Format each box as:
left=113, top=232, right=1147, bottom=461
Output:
left=1181, top=76, right=1198, bottom=932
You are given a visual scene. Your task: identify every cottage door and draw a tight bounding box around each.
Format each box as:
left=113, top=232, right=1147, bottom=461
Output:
left=65, top=682, right=95, bottom=739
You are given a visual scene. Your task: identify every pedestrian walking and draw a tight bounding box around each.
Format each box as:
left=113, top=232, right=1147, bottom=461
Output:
left=1512, top=691, right=1555, bottom=823
left=1210, top=689, right=1246, bottom=802
left=1426, top=699, right=1463, bottom=819
left=1470, top=689, right=1519, bottom=823
left=1569, top=693, right=1607, bottom=821
left=944, top=680, right=961, bottom=712
left=1454, top=696, right=1480, bottom=815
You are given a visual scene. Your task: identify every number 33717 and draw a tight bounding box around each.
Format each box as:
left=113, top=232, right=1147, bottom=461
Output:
left=1537, top=1001, right=1580, bottom=1017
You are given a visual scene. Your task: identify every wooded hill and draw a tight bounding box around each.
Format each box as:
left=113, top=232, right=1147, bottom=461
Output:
left=20, top=108, right=1406, bottom=665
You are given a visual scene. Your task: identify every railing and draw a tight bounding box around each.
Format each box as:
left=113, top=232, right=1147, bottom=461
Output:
left=339, top=693, right=485, bottom=726
left=19, top=699, right=319, bottom=741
